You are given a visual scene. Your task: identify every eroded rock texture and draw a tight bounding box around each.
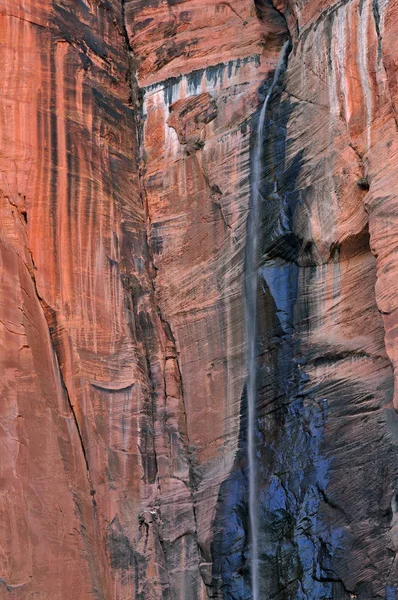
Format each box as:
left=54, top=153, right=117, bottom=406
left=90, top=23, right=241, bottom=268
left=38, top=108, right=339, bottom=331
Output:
left=2, top=0, right=398, bottom=598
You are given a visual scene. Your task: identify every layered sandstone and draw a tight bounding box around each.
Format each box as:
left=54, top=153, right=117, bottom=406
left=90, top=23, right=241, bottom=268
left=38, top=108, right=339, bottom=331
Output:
left=2, top=0, right=398, bottom=598
left=0, top=0, right=285, bottom=597
left=243, top=0, right=398, bottom=597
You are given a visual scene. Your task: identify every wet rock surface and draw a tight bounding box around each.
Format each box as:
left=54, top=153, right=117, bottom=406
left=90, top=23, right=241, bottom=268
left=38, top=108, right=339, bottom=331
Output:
left=2, top=0, right=398, bottom=598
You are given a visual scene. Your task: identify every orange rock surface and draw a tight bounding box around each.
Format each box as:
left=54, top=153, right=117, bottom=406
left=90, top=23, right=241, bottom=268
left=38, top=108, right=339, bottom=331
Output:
left=2, top=0, right=398, bottom=597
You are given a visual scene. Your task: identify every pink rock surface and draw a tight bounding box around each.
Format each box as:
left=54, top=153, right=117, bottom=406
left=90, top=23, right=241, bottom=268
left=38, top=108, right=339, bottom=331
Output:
left=2, top=0, right=398, bottom=597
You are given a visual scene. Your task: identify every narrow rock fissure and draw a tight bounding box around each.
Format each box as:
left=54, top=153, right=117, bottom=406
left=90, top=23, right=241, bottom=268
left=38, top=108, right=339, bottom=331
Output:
left=120, top=0, right=204, bottom=588
left=7, top=194, right=95, bottom=495
left=25, top=253, right=94, bottom=490
left=57, top=352, right=91, bottom=477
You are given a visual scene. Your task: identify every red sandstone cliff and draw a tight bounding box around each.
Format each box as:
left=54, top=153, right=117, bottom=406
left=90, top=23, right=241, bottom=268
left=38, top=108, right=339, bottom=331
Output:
left=1, top=0, right=398, bottom=598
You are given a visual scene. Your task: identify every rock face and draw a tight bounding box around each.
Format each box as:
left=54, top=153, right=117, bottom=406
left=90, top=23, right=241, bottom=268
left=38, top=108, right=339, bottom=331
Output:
left=2, top=0, right=398, bottom=598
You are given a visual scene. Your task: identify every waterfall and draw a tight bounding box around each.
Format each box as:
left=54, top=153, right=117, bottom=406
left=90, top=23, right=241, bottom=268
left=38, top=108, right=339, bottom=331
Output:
left=245, top=40, right=290, bottom=600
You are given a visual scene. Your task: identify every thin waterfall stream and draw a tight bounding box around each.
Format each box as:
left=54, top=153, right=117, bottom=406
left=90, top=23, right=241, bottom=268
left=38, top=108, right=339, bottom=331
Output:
left=245, top=40, right=290, bottom=600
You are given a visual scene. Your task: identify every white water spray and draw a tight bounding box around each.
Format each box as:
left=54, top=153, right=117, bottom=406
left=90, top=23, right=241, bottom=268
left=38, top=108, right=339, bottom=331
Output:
left=245, top=40, right=290, bottom=600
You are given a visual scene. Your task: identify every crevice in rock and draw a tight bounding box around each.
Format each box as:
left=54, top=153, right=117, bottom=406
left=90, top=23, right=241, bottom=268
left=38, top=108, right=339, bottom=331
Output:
left=316, top=483, right=350, bottom=521
left=190, top=156, right=232, bottom=232
left=23, top=251, right=94, bottom=493
left=314, top=574, right=356, bottom=597
left=372, top=0, right=382, bottom=56
left=285, top=89, right=328, bottom=108
left=0, top=318, right=25, bottom=336
left=220, top=1, right=245, bottom=22
left=120, top=0, right=162, bottom=491
left=120, top=0, right=204, bottom=588
left=120, top=0, right=144, bottom=144
left=213, top=197, right=232, bottom=231
left=53, top=336, right=92, bottom=483
left=155, top=297, right=205, bottom=573
left=4, top=194, right=95, bottom=497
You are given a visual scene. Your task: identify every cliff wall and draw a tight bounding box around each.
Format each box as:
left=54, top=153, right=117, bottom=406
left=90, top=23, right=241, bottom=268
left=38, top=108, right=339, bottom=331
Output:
left=1, top=0, right=398, bottom=598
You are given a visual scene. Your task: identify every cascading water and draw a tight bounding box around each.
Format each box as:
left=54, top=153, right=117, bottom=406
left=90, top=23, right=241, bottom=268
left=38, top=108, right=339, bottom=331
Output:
left=245, top=40, right=290, bottom=600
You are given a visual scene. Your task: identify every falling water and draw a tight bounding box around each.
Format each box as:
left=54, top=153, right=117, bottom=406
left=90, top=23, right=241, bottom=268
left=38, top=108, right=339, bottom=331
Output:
left=245, top=40, right=290, bottom=600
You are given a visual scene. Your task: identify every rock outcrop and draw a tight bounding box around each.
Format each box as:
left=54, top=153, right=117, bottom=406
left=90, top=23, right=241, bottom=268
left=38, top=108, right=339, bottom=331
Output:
left=2, top=0, right=398, bottom=598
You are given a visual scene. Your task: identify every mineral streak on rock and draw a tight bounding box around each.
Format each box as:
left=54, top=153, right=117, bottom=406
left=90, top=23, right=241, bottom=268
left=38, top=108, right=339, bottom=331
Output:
left=2, top=0, right=398, bottom=598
